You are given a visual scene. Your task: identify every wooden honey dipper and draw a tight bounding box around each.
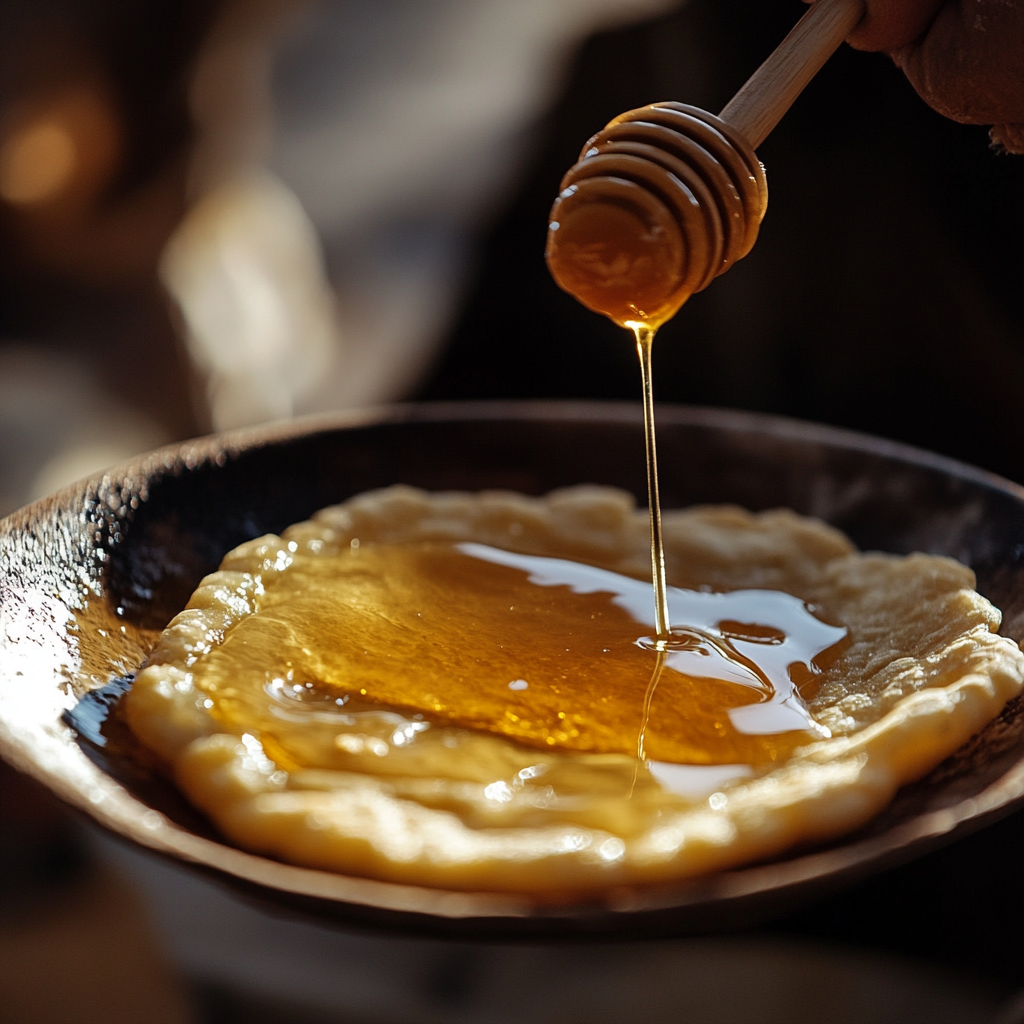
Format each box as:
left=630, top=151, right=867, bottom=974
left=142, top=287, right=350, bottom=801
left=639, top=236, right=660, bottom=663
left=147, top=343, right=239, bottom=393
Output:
left=545, top=0, right=865, bottom=641
left=546, top=0, right=865, bottom=331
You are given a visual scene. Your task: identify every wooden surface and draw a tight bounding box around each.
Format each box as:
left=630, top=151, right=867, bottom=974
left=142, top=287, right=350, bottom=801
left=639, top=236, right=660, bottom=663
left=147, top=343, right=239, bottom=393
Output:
left=720, top=0, right=864, bottom=149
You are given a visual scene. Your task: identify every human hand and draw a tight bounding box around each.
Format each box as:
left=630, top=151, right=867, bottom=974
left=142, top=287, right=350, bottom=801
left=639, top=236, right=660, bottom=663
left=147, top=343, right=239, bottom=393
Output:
left=821, top=0, right=1024, bottom=152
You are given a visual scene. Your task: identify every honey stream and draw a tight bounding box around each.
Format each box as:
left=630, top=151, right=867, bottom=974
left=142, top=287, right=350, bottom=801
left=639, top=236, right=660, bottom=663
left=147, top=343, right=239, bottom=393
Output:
left=632, top=321, right=670, bottom=764
left=633, top=323, right=670, bottom=641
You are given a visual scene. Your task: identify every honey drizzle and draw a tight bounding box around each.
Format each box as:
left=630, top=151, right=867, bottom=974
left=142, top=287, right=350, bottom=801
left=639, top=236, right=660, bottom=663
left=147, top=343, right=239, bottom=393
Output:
left=187, top=538, right=847, bottom=770
left=631, top=320, right=672, bottom=768
left=632, top=323, right=671, bottom=641
left=636, top=648, right=667, bottom=764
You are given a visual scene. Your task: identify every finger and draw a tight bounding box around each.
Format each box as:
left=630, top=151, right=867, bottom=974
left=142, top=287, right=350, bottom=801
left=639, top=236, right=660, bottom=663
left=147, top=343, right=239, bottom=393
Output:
left=801, top=0, right=945, bottom=51
left=894, top=0, right=1024, bottom=128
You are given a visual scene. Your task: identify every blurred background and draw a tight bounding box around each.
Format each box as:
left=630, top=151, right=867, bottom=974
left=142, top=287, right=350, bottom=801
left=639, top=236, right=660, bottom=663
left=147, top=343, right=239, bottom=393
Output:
left=2, top=0, right=1023, bottom=1021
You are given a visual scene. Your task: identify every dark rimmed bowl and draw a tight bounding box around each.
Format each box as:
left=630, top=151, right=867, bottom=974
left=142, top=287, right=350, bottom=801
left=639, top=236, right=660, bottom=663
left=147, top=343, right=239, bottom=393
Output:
left=3, top=400, right=1024, bottom=938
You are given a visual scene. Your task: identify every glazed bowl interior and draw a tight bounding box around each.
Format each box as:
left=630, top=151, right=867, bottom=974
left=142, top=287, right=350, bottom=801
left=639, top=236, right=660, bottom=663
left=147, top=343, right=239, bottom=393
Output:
left=3, top=400, right=1024, bottom=938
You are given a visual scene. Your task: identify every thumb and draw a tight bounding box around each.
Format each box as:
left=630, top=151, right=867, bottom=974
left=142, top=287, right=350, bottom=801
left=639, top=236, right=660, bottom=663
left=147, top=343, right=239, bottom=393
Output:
left=892, top=0, right=1024, bottom=152
left=845, top=0, right=945, bottom=51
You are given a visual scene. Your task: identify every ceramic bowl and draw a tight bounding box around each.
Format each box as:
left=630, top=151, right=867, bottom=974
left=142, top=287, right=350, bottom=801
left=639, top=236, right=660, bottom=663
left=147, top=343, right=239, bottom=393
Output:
left=3, top=401, right=1024, bottom=936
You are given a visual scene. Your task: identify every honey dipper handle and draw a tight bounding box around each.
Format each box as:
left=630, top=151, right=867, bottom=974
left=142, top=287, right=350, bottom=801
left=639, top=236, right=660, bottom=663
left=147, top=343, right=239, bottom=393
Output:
left=719, top=0, right=864, bottom=149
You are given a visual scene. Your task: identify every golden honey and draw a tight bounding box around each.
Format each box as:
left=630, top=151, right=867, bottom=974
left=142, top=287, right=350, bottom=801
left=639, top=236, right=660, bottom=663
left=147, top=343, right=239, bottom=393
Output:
left=188, top=539, right=846, bottom=773
left=545, top=102, right=768, bottom=331
left=546, top=196, right=688, bottom=330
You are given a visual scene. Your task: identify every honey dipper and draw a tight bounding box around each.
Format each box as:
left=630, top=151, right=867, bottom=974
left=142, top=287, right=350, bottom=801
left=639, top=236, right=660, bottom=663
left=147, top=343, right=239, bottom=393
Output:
left=546, top=0, right=865, bottom=330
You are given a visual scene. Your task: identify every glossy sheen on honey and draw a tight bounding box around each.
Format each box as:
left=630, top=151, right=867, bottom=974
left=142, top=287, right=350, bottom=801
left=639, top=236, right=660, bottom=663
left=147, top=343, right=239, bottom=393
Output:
left=546, top=196, right=688, bottom=329
left=545, top=102, right=767, bottom=330
left=191, top=540, right=846, bottom=768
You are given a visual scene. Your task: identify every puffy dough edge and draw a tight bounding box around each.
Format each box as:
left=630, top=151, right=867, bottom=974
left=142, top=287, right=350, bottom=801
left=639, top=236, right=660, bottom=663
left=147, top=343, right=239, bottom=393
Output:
left=121, top=485, right=1024, bottom=893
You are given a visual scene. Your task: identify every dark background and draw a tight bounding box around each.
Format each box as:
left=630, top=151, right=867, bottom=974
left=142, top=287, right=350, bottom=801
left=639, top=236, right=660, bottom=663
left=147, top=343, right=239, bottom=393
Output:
left=2, top=0, right=1022, bottom=477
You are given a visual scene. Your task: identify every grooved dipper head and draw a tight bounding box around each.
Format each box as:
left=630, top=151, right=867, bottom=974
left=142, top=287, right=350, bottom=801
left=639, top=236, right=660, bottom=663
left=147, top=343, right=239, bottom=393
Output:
left=546, top=102, right=767, bottom=330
